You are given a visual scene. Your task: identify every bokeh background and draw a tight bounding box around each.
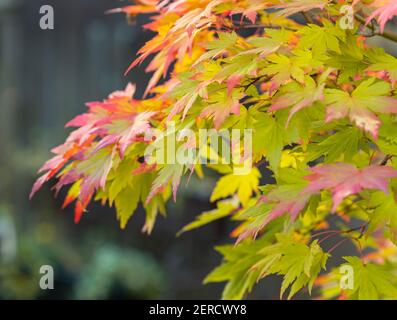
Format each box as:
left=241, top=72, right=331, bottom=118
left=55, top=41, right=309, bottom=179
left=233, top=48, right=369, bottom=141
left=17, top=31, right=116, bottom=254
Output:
left=1, top=0, right=396, bottom=300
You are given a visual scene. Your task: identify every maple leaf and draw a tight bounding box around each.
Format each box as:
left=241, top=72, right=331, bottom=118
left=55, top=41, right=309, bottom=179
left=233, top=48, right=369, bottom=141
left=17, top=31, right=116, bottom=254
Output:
left=299, top=21, right=345, bottom=56
left=204, top=237, right=271, bottom=300
left=304, top=163, right=397, bottom=212
left=307, top=126, right=362, bottom=163
left=267, top=239, right=328, bottom=300
left=205, top=232, right=328, bottom=300
left=30, top=83, right=159, bottom=223
left=147, top=163, right=185, bottom=203
left=274, top=0, right=328, bottom=17
left=262, top=54, right=305, bottom=87
left=199, top=90, right=244, bottom=129
left=178, top=198, right=239, bottom=235
left=324, top=78, right=397, bottom=138
left=269, top=75, right=325, bottom=124
left=117, top=111, right=158, bottom=158
left=366, top=0, right=397, bottom=33
left=366, top=48, right=397, bottom=84
left=237, top=169, right=311, bottom=241
left=341, top=256, right=397, bottom=299
left=367, top=191, right=397, bottom=244
left=210, top=168, right=261, bottom=206
left=252, top=113, right=286, bottom=172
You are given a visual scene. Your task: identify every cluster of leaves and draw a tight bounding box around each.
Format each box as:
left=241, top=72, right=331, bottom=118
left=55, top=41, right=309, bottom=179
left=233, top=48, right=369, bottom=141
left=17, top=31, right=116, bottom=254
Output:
left=32, top=0, right=397, bottom=299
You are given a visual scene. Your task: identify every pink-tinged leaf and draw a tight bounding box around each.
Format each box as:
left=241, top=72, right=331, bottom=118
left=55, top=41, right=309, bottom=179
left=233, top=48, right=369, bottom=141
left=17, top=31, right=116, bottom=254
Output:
left=325, top=78, right=397, bottom=139
left=53, top=170, right=82, bottom=196
left=65, top=114, right=91, bottom=127
left=366, top=1, right=397, bottom=33
left=227, top=75, right=243, bottom=96
left=243, top=10, right=257, bottom=24
left=132, top=162, right=157, bottom=175
left=168, top=91, right=199, bottom=121
left=269, top=76, right=324, bottom=125
left=240, top=163, right=397, bottom=241
left=77, top=149, right=116, bottom=204
left=304, top=163, right=397, bottom=212
left=118, top=111, right=157, bottom=158
left=30, top=82, right=161, bottom=226
left=274, top=0, right=328, bottom=17
left=266, top=197, right=309, bottom=225
left=108, top=83, right=136, bottom=99
left=29, top=172, right=51, bottom=199
left=200, top=92, right=244, bottom=129
left=237, top=190, right=312, bottom=242
left=200, top=101, right=240, bottom=129
left=146, top=164, right=185, bottom=204
left=348, top=106, right=381, bottom=140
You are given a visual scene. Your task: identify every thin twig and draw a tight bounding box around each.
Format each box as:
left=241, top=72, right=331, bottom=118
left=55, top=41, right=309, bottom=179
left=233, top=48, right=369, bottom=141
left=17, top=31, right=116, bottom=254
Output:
left=318, top=232, right=339, bottom=245
left=380, top=154, right=393, bottom=166
left=232, top=23, right=297, bottom=32
left=302, top=12, right=314, bottom=24
left=327, top=237, right=351, bottom=254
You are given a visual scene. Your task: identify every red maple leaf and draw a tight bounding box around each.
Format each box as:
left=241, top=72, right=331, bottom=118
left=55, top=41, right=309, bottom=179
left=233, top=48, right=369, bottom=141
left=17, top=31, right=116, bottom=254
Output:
left=304, top=163, right=397, bottom=211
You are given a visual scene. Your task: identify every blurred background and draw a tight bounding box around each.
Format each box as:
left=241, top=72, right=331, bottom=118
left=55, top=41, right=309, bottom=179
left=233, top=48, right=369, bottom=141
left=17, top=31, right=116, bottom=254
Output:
left=0, top=0, right=281, bottom=300
left=1, top=0, right=396, bottom=300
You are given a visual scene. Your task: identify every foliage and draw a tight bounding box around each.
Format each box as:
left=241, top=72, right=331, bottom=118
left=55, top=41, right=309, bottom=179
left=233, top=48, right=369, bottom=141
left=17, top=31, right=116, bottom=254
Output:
left=32, top=0, right=397, bottom=300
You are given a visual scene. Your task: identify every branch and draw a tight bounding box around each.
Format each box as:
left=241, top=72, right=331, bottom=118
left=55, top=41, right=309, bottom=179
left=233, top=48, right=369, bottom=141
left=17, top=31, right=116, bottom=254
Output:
left=301, top=12, right=314, bottom=25
left=355, top=14, right=397, bottom=44
left=232, top=23, right=297, bottom=32
left=380, top=154, right=393, bottom=166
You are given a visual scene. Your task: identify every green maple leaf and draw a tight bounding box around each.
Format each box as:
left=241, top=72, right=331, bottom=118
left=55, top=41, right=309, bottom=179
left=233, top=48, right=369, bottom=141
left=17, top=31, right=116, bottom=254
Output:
left=342, top=256, right=397, bottom=300
left=177, top=198, right=239, bottom=235
left=367, top=191, right=397, bottom=244
left=252, top=114, right=285, bottom=172
left=299, top=21, right=345, bottom=57
left=256, top=235, right=329, bottom=299
left=210, top=168, right=261, bottom=206
left=262, top=49, right=318, bottom=87
left=204, top=237, right=271, bottom=300
left=377, top=117, right=397, bottom=156
left=115, top=184, right=141, bottom=229
left=327, top=34, right=366, bottom=83
left=308, top=126, right=362, bottom=163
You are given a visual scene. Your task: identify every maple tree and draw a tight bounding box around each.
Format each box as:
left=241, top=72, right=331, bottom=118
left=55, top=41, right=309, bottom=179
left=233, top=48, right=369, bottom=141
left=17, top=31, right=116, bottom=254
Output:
left=31, top=0, right=397, bottom=300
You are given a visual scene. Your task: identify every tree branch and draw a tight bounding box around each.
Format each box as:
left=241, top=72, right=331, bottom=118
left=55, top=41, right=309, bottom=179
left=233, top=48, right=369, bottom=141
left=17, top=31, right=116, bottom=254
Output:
left=232, top=23, right=297, bottom=32
left=355, top=14, right=397, bottom=44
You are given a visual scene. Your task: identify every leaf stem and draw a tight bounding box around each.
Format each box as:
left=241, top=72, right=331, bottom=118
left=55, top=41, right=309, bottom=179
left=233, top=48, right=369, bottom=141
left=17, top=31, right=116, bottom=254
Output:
left=327, top=237, right=351, bottom=254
